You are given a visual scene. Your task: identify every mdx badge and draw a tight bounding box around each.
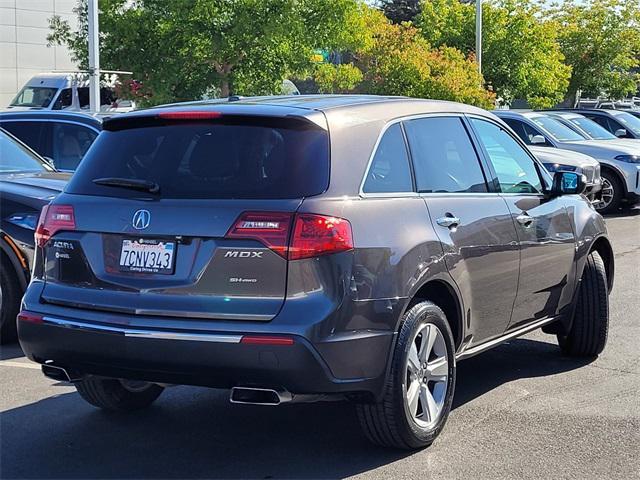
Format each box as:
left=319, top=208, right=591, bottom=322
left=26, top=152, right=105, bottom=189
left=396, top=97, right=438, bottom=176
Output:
left=132, top=209, right=151, bottom=230
left=224, top=250, right=264, bottom=258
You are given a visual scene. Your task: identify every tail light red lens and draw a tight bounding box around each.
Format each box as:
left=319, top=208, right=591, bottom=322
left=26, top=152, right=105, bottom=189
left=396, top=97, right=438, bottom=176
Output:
left=226, top=212, right=353, bottom=260
left=226, top=212, right=294, bottom=257
left=289, top=214, right=353, bottom=260
left=17, top=311, right=44, bottom=324
left=35, top=204, right=76, bottom=247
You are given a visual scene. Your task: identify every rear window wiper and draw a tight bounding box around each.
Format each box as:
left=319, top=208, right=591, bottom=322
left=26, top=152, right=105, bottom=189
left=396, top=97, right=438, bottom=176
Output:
left=92, top=177, right=160, bottom=194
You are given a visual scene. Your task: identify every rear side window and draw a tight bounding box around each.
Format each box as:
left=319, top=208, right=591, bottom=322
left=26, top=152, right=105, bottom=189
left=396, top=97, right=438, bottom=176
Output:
left=404, top=117, right=488, bottom=193
left=51, top=123, right=98, bottom=171
left=363, top=124, right=413, bottom=193
left=66, top=118, right=329, bottom=199
left=0, top=121, right=46, bottom=155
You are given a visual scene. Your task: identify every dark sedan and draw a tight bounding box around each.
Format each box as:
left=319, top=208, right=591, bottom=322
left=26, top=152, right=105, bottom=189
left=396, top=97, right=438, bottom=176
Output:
left=0, top=128, right=70, bottom=342
left=0, top=111, right=102, bottom=172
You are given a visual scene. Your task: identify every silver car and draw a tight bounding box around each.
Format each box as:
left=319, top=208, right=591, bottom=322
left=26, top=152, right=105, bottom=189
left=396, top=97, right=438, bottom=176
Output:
left=495, top=110, right=640, bottom=213
left=529, top=146, right=601, bottom=203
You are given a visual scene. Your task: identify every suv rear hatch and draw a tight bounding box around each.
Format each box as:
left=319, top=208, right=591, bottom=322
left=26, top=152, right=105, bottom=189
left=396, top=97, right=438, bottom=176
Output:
left=37, top=109, right=330, bottom=321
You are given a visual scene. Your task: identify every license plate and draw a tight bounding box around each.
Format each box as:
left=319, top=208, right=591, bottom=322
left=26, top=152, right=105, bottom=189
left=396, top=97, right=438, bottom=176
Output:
left=119, top=239, right=175, bottom=274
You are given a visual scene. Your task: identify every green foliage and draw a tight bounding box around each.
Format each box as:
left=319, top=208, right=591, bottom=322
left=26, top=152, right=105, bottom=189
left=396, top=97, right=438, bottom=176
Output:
left=356, top=11, right=495, bottom=108
left=551, top=0, right=640, bottom=100
left=417, top=0, right=571, bottom=108
left=314, top=63, right=363, bottom=93
left=49, top=0, right=365, bottom=105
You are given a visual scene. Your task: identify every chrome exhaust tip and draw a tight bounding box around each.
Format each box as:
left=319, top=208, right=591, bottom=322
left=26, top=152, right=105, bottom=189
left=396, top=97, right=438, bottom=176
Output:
left=230, top=386, right=293, bottom=405
left=41, top=362, right=81, bottom=383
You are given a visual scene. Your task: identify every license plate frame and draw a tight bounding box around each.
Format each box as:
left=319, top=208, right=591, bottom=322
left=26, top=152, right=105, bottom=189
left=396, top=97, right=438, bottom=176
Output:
left=118, top=238, right=176, bottom=275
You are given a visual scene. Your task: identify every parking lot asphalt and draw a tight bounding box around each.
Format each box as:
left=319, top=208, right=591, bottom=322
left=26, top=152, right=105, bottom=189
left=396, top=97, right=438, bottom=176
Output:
left=1, top=211, right=639, bottom=480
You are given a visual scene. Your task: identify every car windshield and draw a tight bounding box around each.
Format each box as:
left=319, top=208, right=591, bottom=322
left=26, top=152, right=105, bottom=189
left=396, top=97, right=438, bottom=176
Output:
left=610, top=111, right=640, bottom=136
left=568, top=116, right=617, bottom=140
left=530, top=116, right=586, bottom=142
left=0, top=130, right=53, bottom=173
left=10, top=86, right=58, bottom=108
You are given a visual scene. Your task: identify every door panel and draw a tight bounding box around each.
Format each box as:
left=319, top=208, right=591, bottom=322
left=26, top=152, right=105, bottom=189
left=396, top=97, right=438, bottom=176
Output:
left=500, top=195, right=576, bottom=328
left=469, top=117, right=576, bottom=328
left=424, top=195, right=521, bottom=343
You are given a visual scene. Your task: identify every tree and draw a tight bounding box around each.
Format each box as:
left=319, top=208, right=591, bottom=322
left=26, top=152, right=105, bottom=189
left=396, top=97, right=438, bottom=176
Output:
left=417, top=0, right=571, bottom=108
left=378, top=0, right=421, bottom=24
left=550, top=0, right=640, bottom=103
left=48, top=0, right=366, bottom=104
left=355, top=10, right=495, bottom=108
left=314, top=63, right=363, bottom=93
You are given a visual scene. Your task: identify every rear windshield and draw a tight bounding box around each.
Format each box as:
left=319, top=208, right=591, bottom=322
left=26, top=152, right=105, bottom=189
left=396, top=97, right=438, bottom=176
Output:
left=66, top=119, right=329, bottom=199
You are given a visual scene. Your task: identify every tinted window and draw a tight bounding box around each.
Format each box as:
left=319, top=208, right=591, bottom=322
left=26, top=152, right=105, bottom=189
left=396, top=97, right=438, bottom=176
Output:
left=0, top=121, right=46, bottom=155
left=470, top=118, right=543, bottom=194
left=67, top=120, right=329, bottom=199
left=52, top=88, right=72, bottom=110
left=404, top=117, right=487, bottom=193
left=610, top=111, right=640, bottom=136
left=51, top=123, right=98, bottom=171
left=502, top=118, right=546, bottom=145
left=0, top=130, right=51, bottom=173
left=363, top=124, right=413, bottom=193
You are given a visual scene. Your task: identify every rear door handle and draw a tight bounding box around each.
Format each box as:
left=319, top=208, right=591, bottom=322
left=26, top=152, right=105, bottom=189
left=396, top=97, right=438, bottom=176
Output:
left=516, top=213, right=534, bottom=227
left=436, top=215, right=461, bottom=228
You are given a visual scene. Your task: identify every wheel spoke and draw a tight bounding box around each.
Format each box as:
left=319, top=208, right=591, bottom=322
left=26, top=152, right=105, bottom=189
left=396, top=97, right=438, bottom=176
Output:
left=407, top=343, right=420, bottom=375
left=419, top=385, right=439, bottom=423
left=418, top=325, right=436, bottom=363
left=426, top=356, right=448, bottom=381
left=407, top=380, right=420, bottom=416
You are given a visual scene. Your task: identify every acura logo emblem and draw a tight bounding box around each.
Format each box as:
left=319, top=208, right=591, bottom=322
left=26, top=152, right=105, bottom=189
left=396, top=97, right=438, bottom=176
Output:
left=132, top=209, right=151, bottom=230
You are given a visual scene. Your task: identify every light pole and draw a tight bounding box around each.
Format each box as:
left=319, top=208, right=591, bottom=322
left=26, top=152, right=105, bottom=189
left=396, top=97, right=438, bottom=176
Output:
left=88, top=0, right=100, bottom=113
left=476, top=0, right=482, bottom=75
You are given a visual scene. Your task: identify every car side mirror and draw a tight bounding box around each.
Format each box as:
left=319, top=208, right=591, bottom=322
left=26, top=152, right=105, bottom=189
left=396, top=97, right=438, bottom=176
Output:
left=551, top=171, right=586, bottom=196
left=614, top=128, right=627, bottom=138
left=530, top=134, right=547, bottom=145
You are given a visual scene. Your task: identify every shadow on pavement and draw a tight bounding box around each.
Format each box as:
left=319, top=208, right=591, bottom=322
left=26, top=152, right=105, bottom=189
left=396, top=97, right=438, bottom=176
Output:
left=0, top=343, right=25, bottom=360
left=1, top=337, right=592, bottom=479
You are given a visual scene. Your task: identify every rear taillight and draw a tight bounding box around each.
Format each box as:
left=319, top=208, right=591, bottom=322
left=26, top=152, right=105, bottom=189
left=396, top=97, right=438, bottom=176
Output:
left=35, top=204, right=76, bottom=247
left=226, top=212, right=294, bottom=257
left=226, top=212, right=353, bottom=260
left=17, top=311, right=44, bottom=324
left=289, top=214, right=353, bottom=260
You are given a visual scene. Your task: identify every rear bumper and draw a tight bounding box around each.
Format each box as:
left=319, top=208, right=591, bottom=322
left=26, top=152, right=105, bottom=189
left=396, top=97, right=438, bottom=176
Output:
left=18, top=311, right=388, bottom=397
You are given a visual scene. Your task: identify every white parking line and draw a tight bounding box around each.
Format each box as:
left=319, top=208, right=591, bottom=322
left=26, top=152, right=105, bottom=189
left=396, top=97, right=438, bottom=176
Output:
left=0, top=360, right=41, bottom=370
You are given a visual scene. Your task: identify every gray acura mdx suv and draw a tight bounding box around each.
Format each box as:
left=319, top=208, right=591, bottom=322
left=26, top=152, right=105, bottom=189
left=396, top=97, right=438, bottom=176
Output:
left=18, top=95, right=613, bottom=450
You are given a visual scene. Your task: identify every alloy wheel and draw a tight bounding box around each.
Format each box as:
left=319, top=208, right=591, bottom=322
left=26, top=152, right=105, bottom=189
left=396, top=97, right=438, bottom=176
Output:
left=596, top=177, right=614, bottom=211
left=403, top=323, right=449, bottom=429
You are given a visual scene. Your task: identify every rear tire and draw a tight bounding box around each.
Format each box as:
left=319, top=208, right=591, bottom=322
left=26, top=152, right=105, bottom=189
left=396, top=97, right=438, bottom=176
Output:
left=596, top=171, right=623, bottom=215
left=356, top=301, right=456, bottom=450
left=0, top=255, right=21, bottom=344
left=558, top=251, right=609, bottom=357
left=75, top=377, right=164, bottom=411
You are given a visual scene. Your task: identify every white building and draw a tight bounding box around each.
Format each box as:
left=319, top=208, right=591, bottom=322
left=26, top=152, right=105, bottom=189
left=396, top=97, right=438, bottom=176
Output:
left=0, top=0, right=78, bottom=106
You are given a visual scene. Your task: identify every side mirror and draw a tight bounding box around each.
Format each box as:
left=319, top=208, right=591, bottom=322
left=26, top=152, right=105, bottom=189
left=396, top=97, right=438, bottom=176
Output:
left=614, top=128, right=627, bottom=138
left=530, top=134, right=547, bottom=145
left=551, top=171, right=586, bottom=196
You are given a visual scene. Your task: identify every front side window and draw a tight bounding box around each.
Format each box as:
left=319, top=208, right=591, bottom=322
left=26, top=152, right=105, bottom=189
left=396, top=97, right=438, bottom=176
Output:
left=404, top=117, right=488, bottom=193
left=610, top=111, right=640, bottom=136
left=362, top=123, right=413, bottom=193
left=502, top=118, right=547, bottom=145
left=0, top=121, right=46, bottom=156
left=470, top=118, right=543, bottom=194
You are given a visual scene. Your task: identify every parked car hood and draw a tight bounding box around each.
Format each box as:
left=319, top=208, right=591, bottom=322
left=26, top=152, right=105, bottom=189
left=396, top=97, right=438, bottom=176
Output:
left=529, top=146, right=598, bottom=168
left=557, top=139, right=639, bottom=159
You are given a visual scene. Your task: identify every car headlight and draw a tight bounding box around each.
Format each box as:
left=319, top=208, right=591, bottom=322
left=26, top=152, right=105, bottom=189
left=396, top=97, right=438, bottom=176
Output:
left=5, top=213, right=38, bottom=230
left=543, top=163, right=578, bottom=173
left=614, top=154, right=640, bottom=164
